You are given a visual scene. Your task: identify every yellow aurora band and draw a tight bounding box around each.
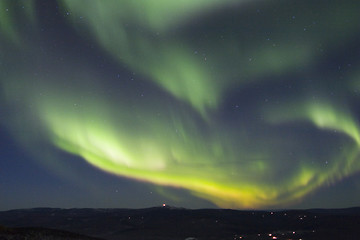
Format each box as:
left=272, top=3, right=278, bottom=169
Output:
left=1, top=0, right=360, bottom=208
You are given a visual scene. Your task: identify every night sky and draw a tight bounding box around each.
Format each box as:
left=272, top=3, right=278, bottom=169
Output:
left=1, top=0, right=360, bottom=210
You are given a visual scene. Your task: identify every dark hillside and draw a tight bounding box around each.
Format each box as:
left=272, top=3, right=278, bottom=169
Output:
left=0, top=207, right=360, bottom=240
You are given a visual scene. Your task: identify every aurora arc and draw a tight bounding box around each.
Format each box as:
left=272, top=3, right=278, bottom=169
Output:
left=1, top=0, right=360, bottom=209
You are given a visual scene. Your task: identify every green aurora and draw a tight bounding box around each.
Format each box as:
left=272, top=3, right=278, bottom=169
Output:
left=1, top=0, right=360, bottom=208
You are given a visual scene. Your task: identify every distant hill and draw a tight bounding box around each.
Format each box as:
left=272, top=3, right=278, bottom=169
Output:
left=0, top=206, right=360, bottom=240
left=0, top=225, right=104, bottom=240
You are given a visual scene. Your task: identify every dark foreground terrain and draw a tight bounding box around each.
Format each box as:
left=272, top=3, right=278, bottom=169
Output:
left=1, top=206, right=360, bottom=240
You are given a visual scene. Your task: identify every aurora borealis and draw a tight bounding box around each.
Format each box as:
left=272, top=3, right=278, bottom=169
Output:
left=1, top=0, right=360, bottom=210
